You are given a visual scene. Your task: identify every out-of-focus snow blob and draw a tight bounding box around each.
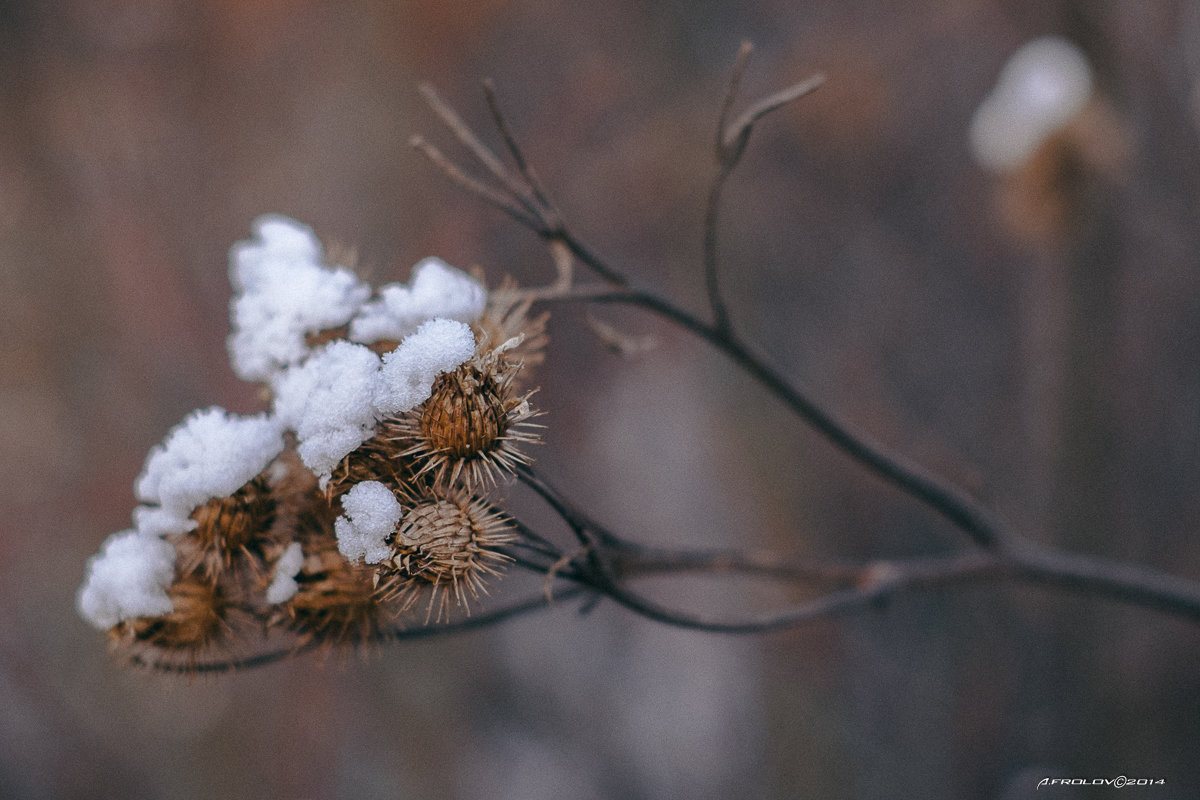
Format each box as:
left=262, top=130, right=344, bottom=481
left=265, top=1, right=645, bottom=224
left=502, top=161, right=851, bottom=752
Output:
left=265, top=541, right=306, bottom=604
left=350, top=257, right=486, bottom=344
left=228, top=215, right=371, bottom=381
left=334, top=481, right=402, bottom=564
left=133, top=406, right=284, bottom=537
left=969, top=36, right=1094, bottom=171
left=77, top=530, right=178, bottom=629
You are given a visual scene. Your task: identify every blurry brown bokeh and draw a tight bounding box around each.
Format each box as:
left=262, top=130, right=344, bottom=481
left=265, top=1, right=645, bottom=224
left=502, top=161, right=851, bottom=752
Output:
left=3, top=1, right=1200, bottom=798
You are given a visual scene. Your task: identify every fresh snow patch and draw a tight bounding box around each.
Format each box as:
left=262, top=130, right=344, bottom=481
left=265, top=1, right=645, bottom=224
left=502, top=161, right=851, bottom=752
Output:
left=77, top=530, right=177, bottom=629
left=272, top=340, right=383, bottom=480
left=350, top=257, right=486, bottom=344
left=134, top=406, right=283, bottom=537
left=334, top=481, right=402, bottom=564
left=375, top=318, right=477, bottom=415
left=228, top=215, right=371, bottom=381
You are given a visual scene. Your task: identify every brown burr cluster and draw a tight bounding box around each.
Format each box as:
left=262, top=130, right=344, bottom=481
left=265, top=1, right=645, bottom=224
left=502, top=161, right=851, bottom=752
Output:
left=90, top=280, right=546, bottom=668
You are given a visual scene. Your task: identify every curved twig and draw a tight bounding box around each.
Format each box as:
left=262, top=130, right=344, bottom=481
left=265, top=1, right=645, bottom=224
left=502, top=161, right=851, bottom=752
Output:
left=543, top=287, right=1013, bottom=551
left=511, top=464, right=1200, bottom=630
left=706, top=42, right=825, bottom=334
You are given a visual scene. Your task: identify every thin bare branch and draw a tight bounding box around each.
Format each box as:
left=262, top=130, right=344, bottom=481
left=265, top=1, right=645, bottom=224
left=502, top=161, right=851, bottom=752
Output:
left=704, top=43, right=754, bottom=334
left=506, top=516, right=564, bottom=560
left=720, top=72, right=825, bottom=165
left=410, top=135, right=541, bottom=229
left=705, top=43, right=825, bottom=335
left=609, top=544, right=863, bottom=584
left=586, top=551, right=1004, bottom=634
left=702, top=167, right=735, bottom=335
left=716, top=41, right=755, bottom=158
left=1010, top=546, right=1200, bottom=623
left=418, top=83, right=546, bottom=225
left=419, top=82, right=515, bottom=194
left=555, top=236, right=628, bottom=286
left=539, top=524, right=1200, bottom=631
left=414, top=83, right=629, bottom=286
left=537, top=286, right=1013, bottom=551
left=515, top=465, right=604, bottom=547
left=482, top=78, right=555, bottom=212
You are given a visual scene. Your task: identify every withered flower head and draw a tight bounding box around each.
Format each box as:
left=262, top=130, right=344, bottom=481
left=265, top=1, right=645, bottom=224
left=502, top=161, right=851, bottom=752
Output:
left=395, top=339, right=542, bottom=491
left=277, top=540, right=388, bottom=646
left=267, top=471, right=391, bottom=646
left=473, top=288, right=548, bottom=379
left=378, top=489, right=516, bottom=621
left=324, top=418, right=423, bottom=501
left=178, top=473, right=278, bottom=577
left=115, top=572, right=227, bottom=653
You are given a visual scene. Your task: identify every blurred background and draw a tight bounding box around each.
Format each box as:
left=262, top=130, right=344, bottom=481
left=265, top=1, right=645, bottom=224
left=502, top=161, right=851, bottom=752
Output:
left=3, top=1, right=1200, bottom=798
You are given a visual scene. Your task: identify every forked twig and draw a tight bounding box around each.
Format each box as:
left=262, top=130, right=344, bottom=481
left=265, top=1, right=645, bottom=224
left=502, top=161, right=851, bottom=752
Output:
left=513, top=467, right=1200, bottom=632
left=418, top=83, right=525, bottom=206
left=410, top=134, right=540, bottom=229
left=414, top=81, right=628, bottom=286
left=482, top=78, right=555, bottom=212
left=706, top=41, right=826, bottom=334
left=716, top=42, right=755, bottom=158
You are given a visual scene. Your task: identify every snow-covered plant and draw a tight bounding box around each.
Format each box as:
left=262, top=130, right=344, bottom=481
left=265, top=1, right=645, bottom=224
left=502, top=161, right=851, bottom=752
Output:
left=78, top=216, right=544, bottom=662
left=79, top=44, right=1200, bottom=673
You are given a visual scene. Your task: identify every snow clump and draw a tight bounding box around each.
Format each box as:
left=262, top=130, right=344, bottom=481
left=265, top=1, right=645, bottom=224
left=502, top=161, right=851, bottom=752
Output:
left=375, top=317, right=478, bottom=415
left=133, top=406, right=284, bottom=537
left=271, top=340, right=385, bottom=481
left=350, top=257, right=486, bottom=344
left=334, top=481, right=403, bottom=564
left=228, top=215, right=372, bottom=382
left=271, top=317, right=476, bottom=481
left=77, top=530, right=178, bottom=629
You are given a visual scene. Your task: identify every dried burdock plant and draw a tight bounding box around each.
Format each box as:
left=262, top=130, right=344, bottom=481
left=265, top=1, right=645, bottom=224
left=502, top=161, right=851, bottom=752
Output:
left=78, top=41, right=1200, bottom=674
left=77, top=216, right=542, bottom=670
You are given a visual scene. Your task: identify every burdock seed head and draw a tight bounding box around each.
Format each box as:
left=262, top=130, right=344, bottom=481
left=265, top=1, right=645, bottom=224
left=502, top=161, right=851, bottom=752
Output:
left=378, top=490, right=516, bottom=621
left=323, top=417, right=424, bottom=501
left=179, top=472, right=278, bottom=577
left=116, top=572, right=227, bottom=654
left=396, top=342, right=541, bottom=491
left=267, top=472, right=389, bottom=646
left=278, top=541, right=386, bottom=646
